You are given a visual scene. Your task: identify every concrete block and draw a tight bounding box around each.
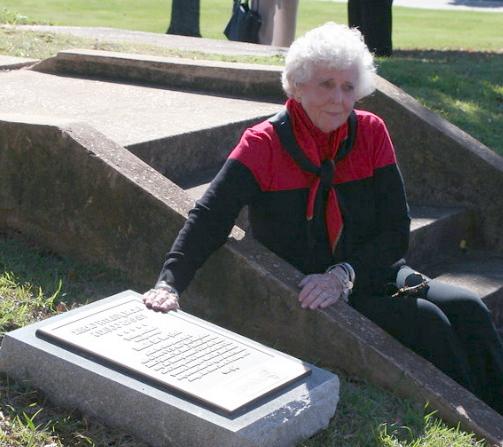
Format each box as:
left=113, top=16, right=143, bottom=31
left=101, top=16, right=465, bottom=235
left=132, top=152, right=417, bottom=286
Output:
left=33, top=49, right=285, bottom=101
left=0, top=291, right=340, bottom=447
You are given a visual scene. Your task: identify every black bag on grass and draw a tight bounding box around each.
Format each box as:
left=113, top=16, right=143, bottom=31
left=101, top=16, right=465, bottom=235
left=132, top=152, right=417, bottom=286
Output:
left=224, top=0, right=261, bottom=43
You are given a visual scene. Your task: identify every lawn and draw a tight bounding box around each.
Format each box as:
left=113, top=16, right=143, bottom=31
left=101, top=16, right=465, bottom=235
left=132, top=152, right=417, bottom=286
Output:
left=1, top=0, right=502, bottom=51
left=0, top=234, right=486, bottom=446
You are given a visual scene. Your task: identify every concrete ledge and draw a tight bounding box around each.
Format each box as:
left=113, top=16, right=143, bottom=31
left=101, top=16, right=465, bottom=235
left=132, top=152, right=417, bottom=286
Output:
left=408, top=206, right=474, bottom=269
left=1, top=115, right=503, bottom=445
left=32, top=49, right=285, bottom=102
left=0, top=113, right=191, bottom=282
left=0, top=291, right=339, bottom=447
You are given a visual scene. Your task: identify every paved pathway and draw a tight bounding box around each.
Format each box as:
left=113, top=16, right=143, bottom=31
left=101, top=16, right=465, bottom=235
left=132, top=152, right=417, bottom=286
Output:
left=329, top=0, right=503, bottom=12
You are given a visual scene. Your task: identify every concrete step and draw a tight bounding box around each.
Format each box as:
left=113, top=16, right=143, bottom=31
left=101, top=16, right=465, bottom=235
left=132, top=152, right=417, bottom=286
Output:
left=408, top=205, right=474, bottom=270
left=180, top=173, right=473, bottom=269
left=33, top=49, right=285, bottom=102
left=423, top=252, right=503, bottom=329
left=127, top=117, right=270, bottom=186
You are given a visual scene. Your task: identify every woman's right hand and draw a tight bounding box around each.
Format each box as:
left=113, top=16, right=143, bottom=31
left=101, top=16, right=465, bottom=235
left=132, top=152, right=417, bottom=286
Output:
left=143, top=287, right=180, bottom=313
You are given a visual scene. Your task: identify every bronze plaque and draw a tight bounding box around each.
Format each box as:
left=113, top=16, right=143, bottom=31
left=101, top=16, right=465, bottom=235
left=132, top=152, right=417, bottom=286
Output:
left=36, top=291, right=311, bottom=414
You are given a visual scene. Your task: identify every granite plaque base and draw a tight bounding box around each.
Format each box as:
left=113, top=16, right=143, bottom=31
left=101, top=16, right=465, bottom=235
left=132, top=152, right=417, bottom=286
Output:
left=0, top=291, right=340, bottom=447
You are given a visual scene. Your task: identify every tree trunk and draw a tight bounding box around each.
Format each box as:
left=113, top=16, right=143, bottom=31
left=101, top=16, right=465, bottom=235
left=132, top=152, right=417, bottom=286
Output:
left=167, top=0, right=201, bottom=37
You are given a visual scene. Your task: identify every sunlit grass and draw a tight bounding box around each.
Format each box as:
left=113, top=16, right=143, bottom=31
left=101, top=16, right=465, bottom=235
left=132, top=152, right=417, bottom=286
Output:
left=378, top=410, right=485, bottom=447
left=0, top=271, right=59, bottom=336
left=378, top=50, right=503, bottom=155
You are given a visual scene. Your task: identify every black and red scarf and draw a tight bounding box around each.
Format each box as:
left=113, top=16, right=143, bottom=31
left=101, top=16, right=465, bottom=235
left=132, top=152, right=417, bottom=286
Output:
left=270, top=99, right=357, bottom=254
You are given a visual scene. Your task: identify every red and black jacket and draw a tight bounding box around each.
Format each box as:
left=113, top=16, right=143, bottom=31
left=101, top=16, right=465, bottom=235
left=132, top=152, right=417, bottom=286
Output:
left=158, top=107, right=410, bottom=296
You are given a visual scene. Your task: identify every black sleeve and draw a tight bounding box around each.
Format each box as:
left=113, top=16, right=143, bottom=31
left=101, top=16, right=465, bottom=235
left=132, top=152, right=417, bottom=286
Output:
left=157, top=159, right=261, bottom=294
left=347, top=163, right=410, bottom=294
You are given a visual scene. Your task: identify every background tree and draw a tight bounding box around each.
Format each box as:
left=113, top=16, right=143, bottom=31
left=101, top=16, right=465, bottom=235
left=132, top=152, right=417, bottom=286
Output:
left=167, top=0, right=201, bottom=37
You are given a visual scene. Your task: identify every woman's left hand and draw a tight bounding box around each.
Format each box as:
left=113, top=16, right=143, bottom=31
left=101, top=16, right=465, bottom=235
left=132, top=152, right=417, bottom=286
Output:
left=298, top=273, right=343, bottom=309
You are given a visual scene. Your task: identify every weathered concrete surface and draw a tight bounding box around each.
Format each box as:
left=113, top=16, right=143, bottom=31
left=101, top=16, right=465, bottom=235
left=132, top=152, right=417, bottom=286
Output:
left=0, top=55, right=38, bottom=70
left=407, top=206, right=474, bottom=269
left=33, top=49, right=285, bottom=102
left=1, top=116, right=503, bottom=445
left=425, top=253, right=503, bottom=328
left=0, top=69, right=281, bottom=148
left=0, top=68, right=280, bottom=182
left=0, top=291, right=340, bottom=447
left=0, top=114, right=188, bottom=281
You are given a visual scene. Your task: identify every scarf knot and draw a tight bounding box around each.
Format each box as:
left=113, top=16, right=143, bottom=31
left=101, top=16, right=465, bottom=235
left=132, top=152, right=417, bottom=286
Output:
left=319, top=159, right=335, bottom=190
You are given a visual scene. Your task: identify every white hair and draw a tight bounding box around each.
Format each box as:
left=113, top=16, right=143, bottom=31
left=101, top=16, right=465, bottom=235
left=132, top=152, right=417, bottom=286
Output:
left=282, top=22, right=376, bottom=100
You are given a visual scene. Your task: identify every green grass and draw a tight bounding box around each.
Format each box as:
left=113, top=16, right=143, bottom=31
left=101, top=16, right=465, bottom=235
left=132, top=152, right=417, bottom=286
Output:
left=1, top=0, right=503, bottom=51
left=0, top=27, right=285, bottom=65
left=0, top=234, right=485, bottom=446
left=378, top=50, right=503, bottom=155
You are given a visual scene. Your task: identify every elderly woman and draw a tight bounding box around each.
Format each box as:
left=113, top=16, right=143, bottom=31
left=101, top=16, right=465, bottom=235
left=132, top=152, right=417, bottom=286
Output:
left=144, top=23, right=503, bottom=414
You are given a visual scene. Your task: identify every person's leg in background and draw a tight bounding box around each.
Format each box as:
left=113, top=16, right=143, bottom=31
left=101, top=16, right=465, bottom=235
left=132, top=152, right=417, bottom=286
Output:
left=348, top=0, right=362, bottom=31
left=348, top=0, right=393, bottom=56
left=254, top=0, right=299, bottom=46
left=254, top=0, right=274, bottom=45
left=271, top=0, right=299, bottom=47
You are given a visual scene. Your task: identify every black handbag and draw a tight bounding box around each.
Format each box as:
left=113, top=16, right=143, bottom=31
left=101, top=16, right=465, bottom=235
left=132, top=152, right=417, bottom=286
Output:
left=224, top=0, right=261, bottom=44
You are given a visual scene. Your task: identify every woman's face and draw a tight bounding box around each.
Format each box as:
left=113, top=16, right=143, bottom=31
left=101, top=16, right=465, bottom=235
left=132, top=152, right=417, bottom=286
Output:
left=294, top=65, right=358, bottom=133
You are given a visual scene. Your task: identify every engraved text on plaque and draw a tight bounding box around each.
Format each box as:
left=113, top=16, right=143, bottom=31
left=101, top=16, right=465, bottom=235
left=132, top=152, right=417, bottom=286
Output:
left=36, top=292, right=311, bottom=414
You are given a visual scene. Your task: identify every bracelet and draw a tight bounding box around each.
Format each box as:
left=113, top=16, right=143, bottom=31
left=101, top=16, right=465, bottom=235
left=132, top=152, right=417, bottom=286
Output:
left=326, top=262, right=355, bottom=283
left=325, top=263, right=354, bottom=303
left=154, top=281, right=179, bottom=299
